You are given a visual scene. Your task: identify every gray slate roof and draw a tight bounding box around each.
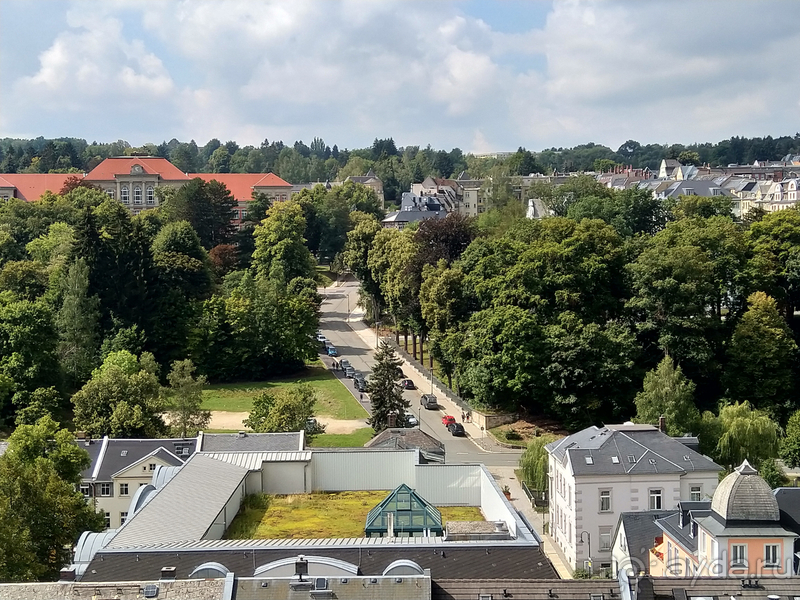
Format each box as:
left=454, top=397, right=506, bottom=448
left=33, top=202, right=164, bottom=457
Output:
left=198, top=431, right=304, bottom=452
left=613, top=510, right=674, bottom=574
left=79, top=437, right=196, bottom=481
left=107, top=454, right=249, bottom=549
left=545, top=424, right=720, bottom=477
left=81, top=545, right=556, bottom=582
left=365, top=428, right=445, bottom=462
left=710, top=459, right=779, bottom=521
left=774, top=486, right=800, bottom=531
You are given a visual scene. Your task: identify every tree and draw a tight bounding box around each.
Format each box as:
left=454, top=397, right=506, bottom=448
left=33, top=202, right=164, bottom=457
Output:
left=252, top=200, right=315, bottom=283
left=71, top=350, right=166, bottom=438
left=780, top=408, right=800, bottom=468
left=519, top=433, right=560, bottom=492
left=710, top=401, right=781, bottom=468
left=14, top=386, right=61, bottom=426
left=56, top=258, right=100, bottom=387
left=165, top=359, right=210, bottom=438
left=243, top=384, right=324, bottom=438
left=160, top=178, right=236, bottom=249
left=677, top=150, right=701, bottom=166
left=757, top=457, right=789, bottom=489
left=368, top=342, right=409, bottom=432
left=634, top=356, right=700, bottom=436
left=0, top=415, right=103, bottom=581
left=723, top=292, right=797, bottom=419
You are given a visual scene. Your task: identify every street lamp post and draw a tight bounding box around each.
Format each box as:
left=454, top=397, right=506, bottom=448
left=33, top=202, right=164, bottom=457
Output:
left=429, top=368, right=434, bottom=395
left=578, top=530, right=592, bottom=574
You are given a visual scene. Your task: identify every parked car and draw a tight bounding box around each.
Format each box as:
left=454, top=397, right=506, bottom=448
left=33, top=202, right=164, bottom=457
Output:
left=354, top=374, right=368, bottom=392
left=399, top=379, right=415, bottom=390
left=316, top=333, right=327, bottom=342
left=405, top=414, right=419, bottom=427
left=420, top=394, right=438, bottom=409
left=448, top=423, right=465, bottom=437
left=327, top=346, right=338, bottom=357
left=442, top=415, right=456, bottom=427
left=344, top=366, right=355, bottom=378
left=340, top=359, right=351, bottom=370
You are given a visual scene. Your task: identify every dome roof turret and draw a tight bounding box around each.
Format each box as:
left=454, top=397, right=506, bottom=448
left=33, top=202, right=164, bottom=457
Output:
left=710, top=460, right=779, bottom=522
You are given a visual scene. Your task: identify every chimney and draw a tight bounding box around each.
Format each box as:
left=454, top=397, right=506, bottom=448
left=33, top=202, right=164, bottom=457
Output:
left=387, top=413, right=397, bottom=428
left=237, top=431, right=247, bottom=438
left=59, top=568, right=76, bottom=582
left=658, top=414, right=666, bottom=433
left=160, top=566, right=177, bottom=581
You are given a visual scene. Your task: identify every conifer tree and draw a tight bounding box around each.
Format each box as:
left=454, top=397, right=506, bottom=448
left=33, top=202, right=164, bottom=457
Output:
left=634, top=356, right=700, bottom=436
left=367, top=342, right=409, bottom=433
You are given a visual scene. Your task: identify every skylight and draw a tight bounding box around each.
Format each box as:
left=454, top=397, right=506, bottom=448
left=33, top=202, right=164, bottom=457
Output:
left=611, top=456, right=619, bottom=464
left=585, top=456, right=594, bottom=465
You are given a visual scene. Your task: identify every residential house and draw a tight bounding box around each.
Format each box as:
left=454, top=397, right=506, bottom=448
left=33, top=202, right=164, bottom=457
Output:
left=656, top=179, right=731, bottom=201
left=411, top=176, right=461, bottom=212
left=658, top=159, right=682, bottom=179
left=545, top=422, right=721, bottom=573
left=611, top=510, right=674, bottom=576
left=345, top=169, right=384, bottom=206
left=646, top=460, right=797, bottom=578
left=364, top=427, right=445, bottom=463
left=76, top=435, right=197, bottom=530
left=381, top=192, right=447, bottom=229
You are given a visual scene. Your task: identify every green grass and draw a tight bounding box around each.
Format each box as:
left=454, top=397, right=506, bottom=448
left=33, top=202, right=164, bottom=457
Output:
left=309, top=427, right=374, bottom=448
left=225, top=492, right=485, bottom=540
left=201, top=367, right=367, bottom=419
left=316, top=266, right=336, bottom=288
left=489, top=426, right=529, bottom=447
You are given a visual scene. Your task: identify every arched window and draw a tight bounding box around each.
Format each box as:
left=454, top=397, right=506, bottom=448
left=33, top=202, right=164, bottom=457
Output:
left=133, top=186, right=142, bottom=204
left=146, top=186, right=155, bottom=205
left=121, top=186, right=129, bottom=204
left=105, top=189, right=115, bottom=199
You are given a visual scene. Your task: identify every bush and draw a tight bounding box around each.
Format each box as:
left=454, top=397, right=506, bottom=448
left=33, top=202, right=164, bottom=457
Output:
left=505, top=429, right=522, bottom=441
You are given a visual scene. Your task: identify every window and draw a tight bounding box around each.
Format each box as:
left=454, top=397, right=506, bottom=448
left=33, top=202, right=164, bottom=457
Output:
left=599, top=528, right=611, bottom=551
left=100, top=483, right=112, bottom=497
left=120, top=512, right=128, bottom=525
left=233, top=210, right=240, bottom=220
left=599, top=490, right=611, bottom=512
left=119, top=483, right=129, bottom=496
left=104, top=512, right=111, bottom=528
left=149, top=463, right=156, bottom=471
left=146, top=186, right=154, bottom=205
left=121, top=186, right=129, bottom=204
left=241, top=210, right=247, bottom=218
left=765, top=544, right=779, bottom=566
left=80, top=483, right=91, bottom=497
left=690, top=485, right=701, bottom=501
left=731, top=544, right=747, bottom=566
left=134, top=186, right=142, bottom=204
left=106, top=189, right=115, bottom=199
left=649, top=489, right=662, bottom=510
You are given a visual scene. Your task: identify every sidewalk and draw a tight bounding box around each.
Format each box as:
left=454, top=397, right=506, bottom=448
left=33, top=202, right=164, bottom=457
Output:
left=346, top=309, right=507, bottom=453
left=490, top=466, right=573, bottom=579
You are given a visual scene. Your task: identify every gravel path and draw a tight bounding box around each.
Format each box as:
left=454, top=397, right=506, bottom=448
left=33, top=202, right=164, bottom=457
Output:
left=208, top=411, right=368, bottom=434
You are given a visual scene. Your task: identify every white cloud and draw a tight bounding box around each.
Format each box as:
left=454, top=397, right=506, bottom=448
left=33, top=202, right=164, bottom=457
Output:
left=3, top=0, right=800, bottom=151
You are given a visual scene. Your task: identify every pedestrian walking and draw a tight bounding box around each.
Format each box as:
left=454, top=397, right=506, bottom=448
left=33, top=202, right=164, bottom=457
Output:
left=359, top=392, right=363, bottom=402
left=461, top=411, right=465, bottom=422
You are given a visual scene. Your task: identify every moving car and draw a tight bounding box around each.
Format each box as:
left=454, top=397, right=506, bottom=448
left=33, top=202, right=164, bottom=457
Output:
left=399, top=379, right=415, bottom=390
left=405, top=414, right=419, bottom=427
left=344, top=365, right=355, bottom=378
left=326, top=346, right=338, bottom=357
left=442, top=415, right=456, bottom=427
left=420, top=394, right=438, bottom=409
left=448, top=422, right=465, bottom=437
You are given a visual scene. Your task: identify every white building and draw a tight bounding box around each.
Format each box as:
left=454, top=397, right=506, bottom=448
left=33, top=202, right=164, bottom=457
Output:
left=545, top=422, right=721, bottom=573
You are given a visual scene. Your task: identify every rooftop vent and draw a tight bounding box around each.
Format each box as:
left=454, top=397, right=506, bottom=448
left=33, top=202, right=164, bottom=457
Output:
left=612, top=456, right=619, bottom=464
left=121, top=450, right=128, bottom=456
left=648, top=459, right=657, bottom=465
left=238, top=431, right=247, bottom=438
left=143, top=584, right=159, bottom=598
left=627, top=455, right=636, bottom=463
left=585, top=456, right=594, bottom=465
left=159, top=567, right=176, bottom=581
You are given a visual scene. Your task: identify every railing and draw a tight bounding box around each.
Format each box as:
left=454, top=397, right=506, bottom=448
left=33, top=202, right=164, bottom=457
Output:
left=521, top=482, right=549, bottom=508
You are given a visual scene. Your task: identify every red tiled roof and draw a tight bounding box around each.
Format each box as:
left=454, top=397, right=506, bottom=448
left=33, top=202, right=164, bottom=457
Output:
left=85, top=157, right=191, bottom=181
left=190, top=173, right=291, bottom=201
left=0, top=173, right=75, bottom=201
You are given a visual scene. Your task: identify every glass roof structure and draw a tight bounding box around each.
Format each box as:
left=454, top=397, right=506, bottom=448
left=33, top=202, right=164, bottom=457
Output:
left=365, top=484, right=443, bottom=538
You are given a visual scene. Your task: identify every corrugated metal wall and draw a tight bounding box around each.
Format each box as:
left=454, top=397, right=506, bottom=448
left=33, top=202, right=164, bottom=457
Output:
left=311, top=451, right=417, bottom=491
left=414, top=464, right=481, bottom=505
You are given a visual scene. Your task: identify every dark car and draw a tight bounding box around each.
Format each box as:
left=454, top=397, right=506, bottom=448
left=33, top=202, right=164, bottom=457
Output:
left=420, top=394, right=438, bottom=409
left=353, top=374, right=368, bottom=392
left=448, top=423, right=465, bottom=437
left=399, top=379, right=415, bottom=390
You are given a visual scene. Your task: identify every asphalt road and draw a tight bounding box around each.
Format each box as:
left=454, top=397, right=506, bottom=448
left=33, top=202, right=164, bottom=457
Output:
left=318, top=277, right=522, bottom=468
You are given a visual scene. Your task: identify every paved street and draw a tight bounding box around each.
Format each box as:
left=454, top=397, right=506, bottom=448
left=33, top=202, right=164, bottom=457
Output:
left=318, top=276, right=523, bottom=468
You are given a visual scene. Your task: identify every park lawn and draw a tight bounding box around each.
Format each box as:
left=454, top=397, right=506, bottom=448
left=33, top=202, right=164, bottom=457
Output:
left=309, top=427, right=374, bottom=448
left=201, top=367, right=367, bottom=419
left=225, top=492, right=485, bottom=540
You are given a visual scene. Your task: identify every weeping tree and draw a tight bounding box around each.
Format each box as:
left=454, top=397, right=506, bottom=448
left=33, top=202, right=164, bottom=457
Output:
left=519, top=433, right=560, bottom=493
left=705, top=401, right=782, bottom=469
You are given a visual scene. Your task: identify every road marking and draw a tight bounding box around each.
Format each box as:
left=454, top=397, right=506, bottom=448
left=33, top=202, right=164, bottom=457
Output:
left=456, top=452, right=468, bottom=455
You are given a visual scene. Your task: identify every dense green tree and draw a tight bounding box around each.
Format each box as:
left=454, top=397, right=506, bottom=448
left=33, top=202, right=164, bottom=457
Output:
left=758, top=457, right=789, bottom=489
left=706, top=401, right=781, bottom=468
left=723, top=292, right=797, bottom=419
left=160, top=178, right=236, bottom=249
left=748, top=209, right=800, bottom=319
left=252, top=201, right=315, bottom=283
left=368, top=342, right=408, bottom=432
left=14, top=386, right=60, bottom=426
left=519, top=433, right=560, bottom=492
left=56, top=258, right=99, bottom=386
left=0, top=261, right=48, bottom=300
left=71, top=350, right=166, bottom=438
left=165, top=359, right=210, bottom=438
left=243, top=384, right=324, bottom=438
left=633, top=356, right=700, bottom=435
left=780, top=409, right=800, bottom=468
left=670, top=194, right=733, bottom=220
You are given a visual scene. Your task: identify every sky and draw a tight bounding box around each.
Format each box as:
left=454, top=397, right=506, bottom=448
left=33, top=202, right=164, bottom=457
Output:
left=1, top=0, right=799, bottom=153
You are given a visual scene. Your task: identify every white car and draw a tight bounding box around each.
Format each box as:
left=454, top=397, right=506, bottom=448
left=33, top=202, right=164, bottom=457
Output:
left=405, top=414, right=419, bottom=427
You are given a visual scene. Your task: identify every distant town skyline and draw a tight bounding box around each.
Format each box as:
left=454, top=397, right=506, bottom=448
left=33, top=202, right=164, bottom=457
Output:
left=2, top=0, right=799, bottom=152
